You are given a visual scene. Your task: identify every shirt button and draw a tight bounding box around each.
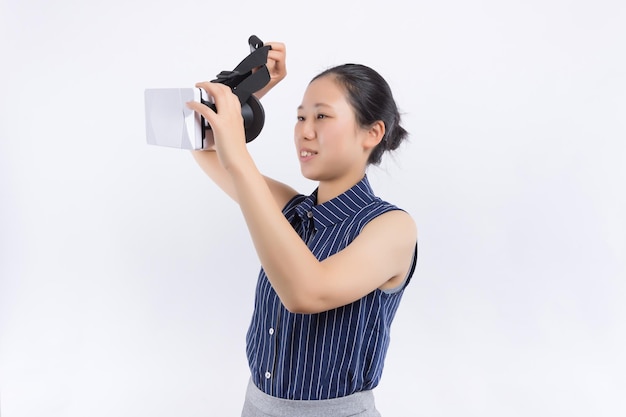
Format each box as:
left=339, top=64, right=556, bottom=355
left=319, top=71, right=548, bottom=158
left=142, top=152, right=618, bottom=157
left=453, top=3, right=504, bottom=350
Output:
left=269, top=328, right=275, bottom=335
left=307, top=211, right=313, bottom=218
left=265, top=371, right=271, bottom=379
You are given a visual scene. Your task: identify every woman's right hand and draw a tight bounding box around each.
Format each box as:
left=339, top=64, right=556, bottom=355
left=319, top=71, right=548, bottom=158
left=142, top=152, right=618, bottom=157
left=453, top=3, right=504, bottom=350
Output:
left=254, top=41, right=287, bottom=99
left=187, top=82, right=249, bottom=171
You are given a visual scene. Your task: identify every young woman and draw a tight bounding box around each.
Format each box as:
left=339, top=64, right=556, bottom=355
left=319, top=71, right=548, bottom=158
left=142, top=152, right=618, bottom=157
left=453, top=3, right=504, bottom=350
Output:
left=187, top=42, right=418, bottom=417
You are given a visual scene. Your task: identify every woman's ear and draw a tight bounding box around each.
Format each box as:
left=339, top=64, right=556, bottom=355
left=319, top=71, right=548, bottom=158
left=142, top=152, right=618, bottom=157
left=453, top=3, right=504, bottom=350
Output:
left=363, top=120, right=386, bottom=151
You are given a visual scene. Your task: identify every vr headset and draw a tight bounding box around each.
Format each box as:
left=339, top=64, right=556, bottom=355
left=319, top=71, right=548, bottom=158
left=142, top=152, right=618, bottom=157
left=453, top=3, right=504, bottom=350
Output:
left=144, top=35, right=271, bottom=150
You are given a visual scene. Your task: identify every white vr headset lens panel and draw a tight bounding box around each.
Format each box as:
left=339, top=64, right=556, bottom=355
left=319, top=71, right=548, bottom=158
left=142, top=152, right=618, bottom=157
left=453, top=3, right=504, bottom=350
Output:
left=144, top=88, right=209, bottom=150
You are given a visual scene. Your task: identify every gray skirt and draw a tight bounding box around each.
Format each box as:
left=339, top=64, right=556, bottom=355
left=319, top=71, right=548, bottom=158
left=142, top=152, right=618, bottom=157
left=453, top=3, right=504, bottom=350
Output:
left=241, top=378, right=382, bottom=417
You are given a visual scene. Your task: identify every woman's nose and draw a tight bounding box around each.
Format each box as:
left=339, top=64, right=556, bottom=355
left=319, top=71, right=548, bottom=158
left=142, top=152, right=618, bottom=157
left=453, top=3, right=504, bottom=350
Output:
left=296, top=119, right=315, bottom=141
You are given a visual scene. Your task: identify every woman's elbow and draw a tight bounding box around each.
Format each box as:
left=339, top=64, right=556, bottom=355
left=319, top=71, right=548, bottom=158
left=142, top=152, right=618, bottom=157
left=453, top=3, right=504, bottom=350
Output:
left=279, top=290, right=327, bottom=314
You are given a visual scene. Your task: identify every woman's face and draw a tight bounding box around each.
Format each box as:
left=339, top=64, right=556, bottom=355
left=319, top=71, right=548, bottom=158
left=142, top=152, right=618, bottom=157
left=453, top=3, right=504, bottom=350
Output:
left=294, top=76, right=370, bottom=182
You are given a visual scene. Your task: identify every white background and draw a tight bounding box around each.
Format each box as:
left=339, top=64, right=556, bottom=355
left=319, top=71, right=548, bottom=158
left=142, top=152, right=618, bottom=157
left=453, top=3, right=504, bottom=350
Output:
left=1, top=0, right=625, bottom=416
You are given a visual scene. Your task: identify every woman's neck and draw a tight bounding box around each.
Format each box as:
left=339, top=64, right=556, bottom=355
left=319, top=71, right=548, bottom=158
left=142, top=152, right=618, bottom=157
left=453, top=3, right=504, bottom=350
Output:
left=315, top=170, right=366, bottom=205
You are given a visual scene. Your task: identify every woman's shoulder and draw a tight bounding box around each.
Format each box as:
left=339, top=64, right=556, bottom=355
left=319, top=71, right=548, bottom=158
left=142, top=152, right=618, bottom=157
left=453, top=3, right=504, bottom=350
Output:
left=364, top=196, right=414, bottom=223
left=361, top=199, right=418, bottom=249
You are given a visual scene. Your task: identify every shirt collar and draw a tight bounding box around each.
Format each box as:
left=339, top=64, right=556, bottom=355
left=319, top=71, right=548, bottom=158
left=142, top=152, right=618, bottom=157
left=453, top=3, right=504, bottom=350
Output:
left=295, top=175, right=377, bottom=230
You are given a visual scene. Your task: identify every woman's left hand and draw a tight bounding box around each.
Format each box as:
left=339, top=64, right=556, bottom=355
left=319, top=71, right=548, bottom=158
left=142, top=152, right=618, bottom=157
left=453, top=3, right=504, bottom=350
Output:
left=253, top=41, right=287, bottom=99
left=186, top=81, right=249, bottom=171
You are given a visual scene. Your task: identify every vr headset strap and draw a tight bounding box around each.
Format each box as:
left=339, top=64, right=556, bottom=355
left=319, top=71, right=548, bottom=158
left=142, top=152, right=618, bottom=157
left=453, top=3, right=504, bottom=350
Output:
left=211, top=35, right=271, bottom=104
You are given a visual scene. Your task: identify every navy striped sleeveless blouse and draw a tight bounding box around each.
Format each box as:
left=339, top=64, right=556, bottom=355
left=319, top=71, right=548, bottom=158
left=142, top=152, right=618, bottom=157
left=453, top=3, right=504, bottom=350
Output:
left=245, top=176, right=417, bottom=400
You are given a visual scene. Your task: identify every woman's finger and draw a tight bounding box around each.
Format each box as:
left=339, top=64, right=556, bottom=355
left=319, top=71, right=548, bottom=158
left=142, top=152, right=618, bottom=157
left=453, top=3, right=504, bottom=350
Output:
left=195, top=81, right=233, bottom=105
left=264, top=41, right=285, bottom=53
left=187, top=82, right=238, bottom=120
left=186, top=99, right=213, bottom=118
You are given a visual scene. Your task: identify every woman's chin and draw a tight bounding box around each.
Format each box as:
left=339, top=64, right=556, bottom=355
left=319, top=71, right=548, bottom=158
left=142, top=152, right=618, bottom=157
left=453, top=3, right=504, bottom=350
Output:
left=299, top=166, right=319, bottom=181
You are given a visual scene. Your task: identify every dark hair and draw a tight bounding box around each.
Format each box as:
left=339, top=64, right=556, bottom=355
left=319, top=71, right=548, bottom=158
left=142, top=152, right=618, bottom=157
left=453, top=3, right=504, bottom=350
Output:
left=311, top=63, right=408, bottom=165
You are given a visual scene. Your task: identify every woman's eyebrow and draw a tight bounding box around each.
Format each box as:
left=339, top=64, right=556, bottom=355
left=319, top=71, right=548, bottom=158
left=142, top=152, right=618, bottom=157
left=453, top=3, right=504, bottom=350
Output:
left=297, top=103, right=332, bottom=110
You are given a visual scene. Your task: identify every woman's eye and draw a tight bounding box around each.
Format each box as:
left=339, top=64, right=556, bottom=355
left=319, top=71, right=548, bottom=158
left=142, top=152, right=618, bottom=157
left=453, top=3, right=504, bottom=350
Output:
left=296, top=114, right=328, bottom=121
